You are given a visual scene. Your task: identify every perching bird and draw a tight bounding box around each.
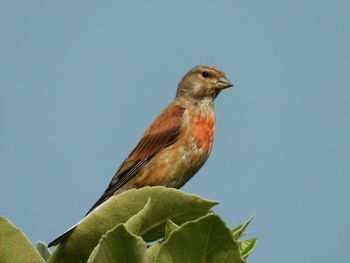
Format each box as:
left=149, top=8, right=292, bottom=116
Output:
left=48, top=65, right=233, bottom=247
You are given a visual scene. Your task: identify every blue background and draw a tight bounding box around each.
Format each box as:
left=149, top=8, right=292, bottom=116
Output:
left=1, top=1, right=349, bottom=262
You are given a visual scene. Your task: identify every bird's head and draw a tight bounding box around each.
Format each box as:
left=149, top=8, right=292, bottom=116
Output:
left=176, top=65, right=233, bottom=101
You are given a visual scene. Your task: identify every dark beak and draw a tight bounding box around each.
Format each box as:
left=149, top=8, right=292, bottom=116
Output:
left=217, top=76, right=233, bottom=89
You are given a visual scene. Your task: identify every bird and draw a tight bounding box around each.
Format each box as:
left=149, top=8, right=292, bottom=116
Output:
left=48, top=65, right=233, bottom=247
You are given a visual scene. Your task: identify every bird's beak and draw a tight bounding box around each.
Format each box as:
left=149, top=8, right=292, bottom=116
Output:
left=217, top=76, right=233, bottom=89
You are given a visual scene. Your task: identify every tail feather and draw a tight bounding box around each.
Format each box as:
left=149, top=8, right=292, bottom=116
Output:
left=48, top=192, right=111, bottom=247
left=48, top=197, right=106, bottom=247
left=85, top=193, right=110, bottom=216
left=48, top=225, right=77, bottom=247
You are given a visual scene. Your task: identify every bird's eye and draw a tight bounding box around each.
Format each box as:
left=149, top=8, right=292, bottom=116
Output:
left=201, top=71, right=210, bottom=78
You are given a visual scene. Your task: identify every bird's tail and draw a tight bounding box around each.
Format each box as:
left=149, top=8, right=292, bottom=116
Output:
left=48, top=225, right=77, bottom=247
left=48, top=192, right=112, bottom=247
left=48, top=195, right=108, bottom=247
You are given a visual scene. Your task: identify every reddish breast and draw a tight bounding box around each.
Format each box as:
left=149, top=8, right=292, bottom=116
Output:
left=192, top=112, right=216, bottom=150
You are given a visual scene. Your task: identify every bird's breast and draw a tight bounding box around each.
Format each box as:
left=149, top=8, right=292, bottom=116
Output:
left=130, top=108, right=216, bottom=189
left=189, top=110, right=216, bottom=151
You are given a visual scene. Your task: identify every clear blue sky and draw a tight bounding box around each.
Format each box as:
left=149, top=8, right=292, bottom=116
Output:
left=1, top=1, right=349, bottom=262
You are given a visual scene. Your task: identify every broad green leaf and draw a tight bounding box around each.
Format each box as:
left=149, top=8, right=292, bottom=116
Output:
left=154, top=214, right=245, bottom=263
left=0, top=216, right=45, bottom=263
left=35, top=241, right=51, bottom=261
left=126, top=187, right=218, bottom=241
left=147, top=219, right=179, bottom=263
left=124, top=198, right=152, bottom=235
left=48, top=186, right=217, bottom=263
left=238, top=238, right=258, bottom=259
left=87, top=224, right=147, bottom=263
left=232, top=214, right=255, bottom=240
left=147, top=241, right=162, bottom=263
left=164, top=220, right=179, bottom=240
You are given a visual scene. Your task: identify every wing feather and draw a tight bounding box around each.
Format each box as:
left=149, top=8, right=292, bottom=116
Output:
left=85, top=103, right=185, bottom=215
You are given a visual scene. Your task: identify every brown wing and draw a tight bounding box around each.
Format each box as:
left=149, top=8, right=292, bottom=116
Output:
left=86, top=103, right=185, bottom=215
left=48, top=103, right=185, bottom=247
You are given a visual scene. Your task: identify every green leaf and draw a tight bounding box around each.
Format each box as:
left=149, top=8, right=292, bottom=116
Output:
left=147, top=219, right=180, bottom=263
left=147, top=241, right=162, bottom=263
left=0, top=216, right=45, bottom=263
left=232, top=214, right=255, bottom=240
left=154, top=214, right=246, bottom=263
left=164, top=220, right=179, bottom=240
left=48, top=186, right=218, bottom=263
left=231, top=224, right=243, bottom=235
left=87, top=224, right=147, bottom=263
left=238, top=238, right=258, bottom=259
left=35, top=241, right=51, bottom=261
left=126, top=187, right=218, bottom=241
left=124, top=198, right=153, bottom=235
